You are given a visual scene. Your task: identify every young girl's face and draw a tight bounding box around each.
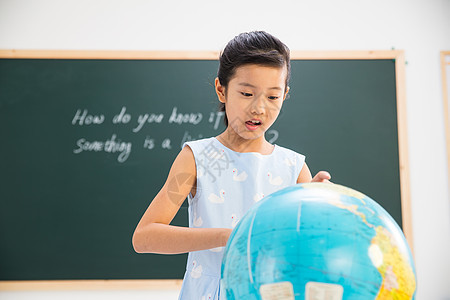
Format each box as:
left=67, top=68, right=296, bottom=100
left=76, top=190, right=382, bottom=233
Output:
left=216, top=64, right=289, bottom=141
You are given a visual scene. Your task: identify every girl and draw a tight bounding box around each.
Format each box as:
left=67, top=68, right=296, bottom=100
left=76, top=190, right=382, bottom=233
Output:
left=132, top=31, right=331, bottom=300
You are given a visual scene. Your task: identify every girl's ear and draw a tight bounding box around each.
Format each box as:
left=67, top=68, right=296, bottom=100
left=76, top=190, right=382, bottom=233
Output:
left=283, top=86, right=290, bottom=101
left=215, top=78, right=227, bottom=103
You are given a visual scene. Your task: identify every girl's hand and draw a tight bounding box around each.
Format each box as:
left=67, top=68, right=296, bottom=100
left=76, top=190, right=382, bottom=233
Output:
left=311, top=171, right=332, bottom=183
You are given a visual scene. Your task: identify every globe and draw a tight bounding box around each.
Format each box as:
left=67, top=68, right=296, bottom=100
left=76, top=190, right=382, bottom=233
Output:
left=221, top=183, right=417, bottom=300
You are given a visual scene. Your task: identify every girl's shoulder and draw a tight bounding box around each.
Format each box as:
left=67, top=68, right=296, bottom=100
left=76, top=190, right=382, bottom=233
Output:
left=271, top=145, right=306, bottom=176
left=182, top=137, right=216, bottom=153
left=273, top=144, right=305, bottom=159
left=183, top=137, right=215, bottom=146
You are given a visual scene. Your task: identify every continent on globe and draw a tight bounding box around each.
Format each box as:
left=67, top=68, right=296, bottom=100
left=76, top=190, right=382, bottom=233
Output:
left=371, top=226, right=416, bottom=299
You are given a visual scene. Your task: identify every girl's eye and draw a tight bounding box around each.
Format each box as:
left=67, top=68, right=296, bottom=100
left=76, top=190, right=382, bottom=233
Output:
left=241, top=92, right=253, bottom=97
left=268, top=96, right=279, bottom=100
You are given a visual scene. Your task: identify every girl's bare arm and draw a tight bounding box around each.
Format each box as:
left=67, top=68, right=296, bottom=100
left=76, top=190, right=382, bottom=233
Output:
left=132, top=145, right=232, bottom=254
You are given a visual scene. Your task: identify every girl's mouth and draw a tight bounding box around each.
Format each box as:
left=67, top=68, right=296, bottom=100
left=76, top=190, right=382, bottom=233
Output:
left=245, top=119, right=262, bottom=131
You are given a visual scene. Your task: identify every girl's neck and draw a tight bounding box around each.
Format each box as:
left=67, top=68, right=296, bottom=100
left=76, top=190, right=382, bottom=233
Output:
left=216, top=129, right=274, bottom=155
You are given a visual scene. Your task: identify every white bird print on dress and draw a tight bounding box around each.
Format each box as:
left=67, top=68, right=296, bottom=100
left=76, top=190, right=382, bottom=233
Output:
left=190, top=260, right=203, bottom=279
left=193, top=212, right=203, bottom=227
left=232, top=168, right=248, bottom=181
left=208, top=189, right=225, bottom=203
left=253, top=192, right=265, bottom=202
left=267, top=172, right=283, bottom=185
left=231, top=214, right=239, bottom=228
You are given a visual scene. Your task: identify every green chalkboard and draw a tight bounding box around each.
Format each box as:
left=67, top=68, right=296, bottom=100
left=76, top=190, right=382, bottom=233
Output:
left=0, top=55, right=404, bottom=281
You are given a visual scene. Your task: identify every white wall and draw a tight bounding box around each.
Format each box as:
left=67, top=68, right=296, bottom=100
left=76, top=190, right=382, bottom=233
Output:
left=1, top=0, right=449, bottom=299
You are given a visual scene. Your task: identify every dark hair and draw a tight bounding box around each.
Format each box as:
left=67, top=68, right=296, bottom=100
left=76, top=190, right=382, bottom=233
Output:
left=217, top=31, right=291, bottom=126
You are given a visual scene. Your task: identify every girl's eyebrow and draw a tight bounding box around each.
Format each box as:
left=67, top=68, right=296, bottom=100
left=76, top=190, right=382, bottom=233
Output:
left=238, top=82, right=282, bottom=90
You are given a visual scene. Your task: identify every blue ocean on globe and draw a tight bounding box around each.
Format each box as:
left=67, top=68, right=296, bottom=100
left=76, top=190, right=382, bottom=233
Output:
left=221, top=183, right=416, bottom=300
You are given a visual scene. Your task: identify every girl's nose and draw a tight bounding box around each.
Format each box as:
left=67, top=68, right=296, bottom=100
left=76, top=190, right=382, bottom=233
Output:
left=250, top=96, right=265, bottom=115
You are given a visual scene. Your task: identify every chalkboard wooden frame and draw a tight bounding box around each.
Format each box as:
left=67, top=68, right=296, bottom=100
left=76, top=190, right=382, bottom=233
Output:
left=0, top=50, right=411, bottom=291
left=441, top=51, right=450, bottom=189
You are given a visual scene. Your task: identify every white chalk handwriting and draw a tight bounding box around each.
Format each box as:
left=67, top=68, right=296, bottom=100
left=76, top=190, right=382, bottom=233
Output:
left=70, top=106, right=280, bottom=163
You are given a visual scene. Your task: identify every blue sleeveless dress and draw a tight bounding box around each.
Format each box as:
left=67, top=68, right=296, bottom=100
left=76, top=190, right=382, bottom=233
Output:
left=178, top=137, right=305, bottom=300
